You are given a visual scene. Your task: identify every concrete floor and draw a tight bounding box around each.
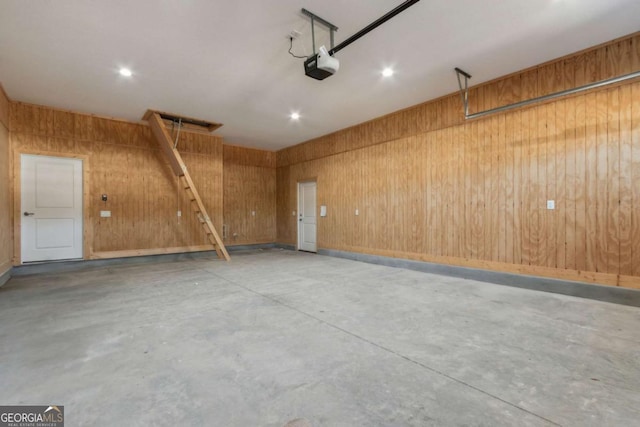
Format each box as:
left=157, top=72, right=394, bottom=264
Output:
left=0, top=249, right=639, bottom=427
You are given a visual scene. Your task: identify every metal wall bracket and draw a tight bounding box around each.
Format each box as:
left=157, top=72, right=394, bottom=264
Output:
left=455, top=68, right=472, bottom=118
left=455, top=67, right=640, bottom=120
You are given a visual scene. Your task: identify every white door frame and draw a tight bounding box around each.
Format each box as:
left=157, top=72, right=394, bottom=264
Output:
left=14, top=151, right=90, bottom=265
left=297, top=180, right=317, bottom=253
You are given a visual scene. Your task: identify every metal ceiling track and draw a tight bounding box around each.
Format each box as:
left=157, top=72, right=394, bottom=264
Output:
left=455, top=67, right=640, bottom=120
left=302, top=0, right=421, bottom=56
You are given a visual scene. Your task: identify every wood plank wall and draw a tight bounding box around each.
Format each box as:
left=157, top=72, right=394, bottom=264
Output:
left=8, top=102, right=276, bottom=261
left=223, top=145, right=276, bottom=245
left=0, top=85, right=9, bottom=127
left=276, top=32, right=640, bottom=289
left=0, top=85, right=11, bottom=275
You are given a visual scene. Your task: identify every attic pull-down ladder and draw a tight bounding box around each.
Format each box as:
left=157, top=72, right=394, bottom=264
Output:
left=144, top=111, right=230, bottom=261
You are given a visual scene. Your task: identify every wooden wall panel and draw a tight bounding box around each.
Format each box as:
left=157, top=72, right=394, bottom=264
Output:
left=223, top=145, right=276, bottom=246
left=276, top=32, right=640, bottom=289
left=0, top=84, right=9, bottom=129
left=0, top=96, right=11, bottom=274
left=223, top=144, right=276, bottom=168
left=0, top=85, right=10, bottom=274
left=619, top=84, right=633, bottom=276
left=276, top=166, right=294, bottom=245
left=9, top=102, right=226, bottom=259
left=632, top=81, right=640, bottom=277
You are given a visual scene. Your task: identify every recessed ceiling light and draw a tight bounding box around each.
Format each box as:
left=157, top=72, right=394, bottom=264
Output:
left=382, top=67, right=394, bottom=77
left=119, top=68, right=133, bottom=77
left=290, top=112, right=300, bottom=120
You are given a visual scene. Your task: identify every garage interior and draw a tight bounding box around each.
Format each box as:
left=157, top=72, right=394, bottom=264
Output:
left=1, top=1, right=640, bottom=426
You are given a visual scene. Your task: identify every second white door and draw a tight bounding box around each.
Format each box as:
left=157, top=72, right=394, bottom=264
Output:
left=298, top=181, right=317, bottom=253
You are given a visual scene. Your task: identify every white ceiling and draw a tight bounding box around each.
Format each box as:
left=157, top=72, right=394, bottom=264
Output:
left=1, top=1, right=638, bottom=150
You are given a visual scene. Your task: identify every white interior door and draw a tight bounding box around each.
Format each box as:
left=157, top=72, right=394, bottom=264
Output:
left=298, top=181, right=317, bottom=253
left=21, top=154, right=83, bottom=262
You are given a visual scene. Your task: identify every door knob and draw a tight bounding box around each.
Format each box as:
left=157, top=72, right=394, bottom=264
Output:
left=23, top=212, right=35, bottom=216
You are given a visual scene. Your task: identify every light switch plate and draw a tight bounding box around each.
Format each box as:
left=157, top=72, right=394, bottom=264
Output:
left=547, top=200, right=555, bottom=210
left=100, top=210, right=111, bottom=218
left=355, top=209, right=359, bottom=216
